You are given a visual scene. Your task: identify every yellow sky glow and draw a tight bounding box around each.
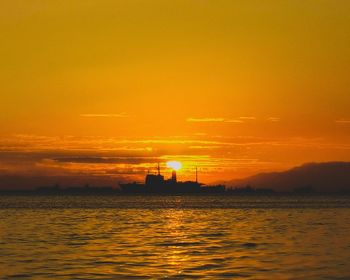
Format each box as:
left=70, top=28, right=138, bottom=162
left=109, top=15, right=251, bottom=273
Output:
left=0, top=1, right=349, bottom=188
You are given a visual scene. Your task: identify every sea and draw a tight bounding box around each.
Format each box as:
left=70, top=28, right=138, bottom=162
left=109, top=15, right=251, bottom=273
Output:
left=0, top=195, right=350, bottom=279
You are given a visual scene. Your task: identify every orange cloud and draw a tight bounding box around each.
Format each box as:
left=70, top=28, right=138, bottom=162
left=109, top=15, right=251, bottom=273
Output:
left=335, top=119, right=350, bottom=124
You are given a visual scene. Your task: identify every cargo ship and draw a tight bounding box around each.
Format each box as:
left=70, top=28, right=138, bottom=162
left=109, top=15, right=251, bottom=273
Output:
left=119, top=164, right=225, bottom=194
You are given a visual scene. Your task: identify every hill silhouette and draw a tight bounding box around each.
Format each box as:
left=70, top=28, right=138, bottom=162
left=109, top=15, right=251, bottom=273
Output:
left=224, top=162, right=350, bottom=193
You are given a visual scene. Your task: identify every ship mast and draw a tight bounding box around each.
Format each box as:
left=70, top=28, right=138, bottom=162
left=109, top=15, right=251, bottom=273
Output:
left=171, top=170, right=177, bottom=182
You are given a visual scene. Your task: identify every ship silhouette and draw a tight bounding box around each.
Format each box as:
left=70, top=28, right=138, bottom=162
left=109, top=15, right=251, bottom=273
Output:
left=119, top=164, right=225, bottom=194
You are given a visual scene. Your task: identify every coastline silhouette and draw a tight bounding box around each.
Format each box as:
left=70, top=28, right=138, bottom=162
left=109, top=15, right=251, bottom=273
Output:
left=0, top=162, right=349, bottom=195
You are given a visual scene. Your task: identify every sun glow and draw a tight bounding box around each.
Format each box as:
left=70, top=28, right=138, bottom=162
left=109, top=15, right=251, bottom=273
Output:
left=166, top=161, right=182, bottom=171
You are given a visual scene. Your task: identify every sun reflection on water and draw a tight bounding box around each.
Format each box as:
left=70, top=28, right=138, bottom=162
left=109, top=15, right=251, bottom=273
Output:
left=1, top=196, right=350, bottom=279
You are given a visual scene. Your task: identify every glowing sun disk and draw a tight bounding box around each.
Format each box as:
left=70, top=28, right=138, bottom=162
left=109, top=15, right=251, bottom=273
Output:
left=166, top=161, right=182, bottom=171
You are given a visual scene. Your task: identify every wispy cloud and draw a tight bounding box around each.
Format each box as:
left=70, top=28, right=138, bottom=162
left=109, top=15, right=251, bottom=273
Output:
left=189, top=146, right=222, bottom=149
left=187, top=118, right=226, bottom=122
left=238, top=116, right=256, bottom=120
left=188, top=116, right=279, bottom=123
left=187, top=117, right=247, bottom=123
left=267, top=117, right=280, bottom=122
left=335, top=118, right=350, bottom=124
left=225, top=119, right=244, bottom=123
left=1, top=133, right=350, bottom=187
left=53, top=156, right=159, bottom=164
left=80, top=113, right=129, bottom=118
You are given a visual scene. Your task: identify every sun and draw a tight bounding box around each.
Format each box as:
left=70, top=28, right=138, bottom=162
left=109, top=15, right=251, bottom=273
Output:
left=166, top=161, right=182, bottom=171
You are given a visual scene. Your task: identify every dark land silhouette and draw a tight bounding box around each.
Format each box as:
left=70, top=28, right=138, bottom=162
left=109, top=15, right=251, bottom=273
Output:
left=0, top=162, right=350, bottom=195
left=222, top=162, right=350, bottom=193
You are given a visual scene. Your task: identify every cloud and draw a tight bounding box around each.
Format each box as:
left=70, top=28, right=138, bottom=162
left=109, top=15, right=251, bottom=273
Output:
left=80, top=113, right=129, bottom=118
left=238, top=117, right=256, bottom=120
left=267, top=117, right=280, bottom=122
left=187, top=118, right=226, bottom=122
left=189, top=146, right=222, bottom=149
left=53, top=156, right=159, bottom=164
left=187, top=117, right=245, bottom=123
left=225, top=119, right=244, bottom=123
left=335, top=118, right=350, bottom=124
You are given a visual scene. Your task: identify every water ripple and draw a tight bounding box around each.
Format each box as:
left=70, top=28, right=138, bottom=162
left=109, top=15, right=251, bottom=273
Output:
left=1, top=195, right=350, bottom=279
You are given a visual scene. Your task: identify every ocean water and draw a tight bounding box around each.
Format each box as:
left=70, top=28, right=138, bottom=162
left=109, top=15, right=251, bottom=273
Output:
left=1, top=195, right=350, bottom=279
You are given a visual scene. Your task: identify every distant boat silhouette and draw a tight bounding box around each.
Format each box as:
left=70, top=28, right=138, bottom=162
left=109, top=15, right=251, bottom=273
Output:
left=119, top=164, right=225, bottom=194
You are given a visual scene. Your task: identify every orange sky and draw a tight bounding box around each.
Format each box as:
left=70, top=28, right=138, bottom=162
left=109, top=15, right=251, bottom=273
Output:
left=0, top=1, right=350, bottom=188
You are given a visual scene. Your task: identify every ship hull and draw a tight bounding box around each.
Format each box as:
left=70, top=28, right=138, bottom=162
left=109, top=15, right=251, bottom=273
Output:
left=119, top=182, right=225, bottom=194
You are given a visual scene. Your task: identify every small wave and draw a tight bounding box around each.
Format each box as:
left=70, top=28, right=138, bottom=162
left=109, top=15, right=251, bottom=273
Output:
left=191, top=263, right=222, bottom=270
left=154, top=241, right=203, bottom=247
left=242, top=242, right=258, bottom=248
